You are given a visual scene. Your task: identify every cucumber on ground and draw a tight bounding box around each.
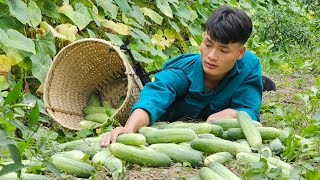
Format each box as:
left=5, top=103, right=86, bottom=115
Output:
left=190, top=138, right=251, bottom=155
left=211, top=118, right=262, bottom=130
left=209, top=162, right=241, bottom=180
left=0, top=172, right=48, bottom=180
left=237, top=111, right=262, bottom=149
left=51, top=155, right=95, bottom=178
left=109, top=143, right=172, bottom=167
left=198, top=133, right=220, bottom=140
left=204, top=152, right=233, bottom=166
left=116, top=133, right=146, bottom=146
left=92, top=150, right=112, bottom=164
left=269, top=138, right=284, bottom=154
left=200, top=167, right=224, bottom=180
left=151, top=121, right=168, bottom=129
left=138, top=126, right=158, bottom=136
left=55, top=150, right=85, bottom=162
left=166, top=122, right=213, bottom=134
left=149, top=143, right=203, bottom=166
left=227, top=127, right=280, bottom=141
left=146, top=128, right=196, bottom=144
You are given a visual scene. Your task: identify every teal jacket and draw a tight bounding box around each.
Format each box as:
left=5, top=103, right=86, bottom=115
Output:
left=131, top=50, right=263, bottom=125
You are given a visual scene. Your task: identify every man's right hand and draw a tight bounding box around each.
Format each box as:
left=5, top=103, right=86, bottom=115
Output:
left=100, top=126, right=133, bottom=147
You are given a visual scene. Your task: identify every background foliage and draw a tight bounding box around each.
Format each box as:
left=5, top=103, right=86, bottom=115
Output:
left=0, top=0, right=319, bottom=179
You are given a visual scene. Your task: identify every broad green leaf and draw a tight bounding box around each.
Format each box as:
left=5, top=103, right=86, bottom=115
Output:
left=114, top=0, right=132, bottom=15
left=35, top=33, right=56, bottom=58
left=102, top=20, right=129, bottom=35
left=27, top=0, right=42, bottom=28
left=168, top=20, right=180, bottom=33
left=0, top=139, right=16, bottom=146
left=0, top=14, right=24, bottom=32
left=122, top=14, right=143, bottom=29
left=156, top=0, right=173, bottom=18
left=2, top=47, right=25, bottom=65
left=0, top=163, right=24, bottom=176
left=58, top=2, right=92, bottom=30
left=0, top=28, right=36, bottom=54
left=105, top=33, right=123, bottom=46
left=23, top=93, right=46, bottom=115
left=0, top=76, right=9, bottom=91
left=40, top=22, right=66, bottom=39
left=95, top=0, right=119, bottom=19
left=39, top=1, right=59, bottom=18
left=189, top=36, right=198, bottom=46
left=30, top=54, right=51, bottom=84
left=6, top=144, right=21, bottom=164
left=4, top=78, right=22, bottom=105
left=164, top=29, right=175, bottom=45
left=129, top=27, right=151, bottom=43
left=42, top=160, right=61, bottom=179
left=75, top=3, right=91, bottom=19
left=176, top=4, right=191, bottom=21
left=87, top=29, right=96, bottom=38
left=27, top=101, right=39, bottom=127
left=55, top=24, right=78, bottom=42
left=188, top=23, right=202, bottom=36
left=0, top=55, right=11, bottom=72
left=5, top=0, right=30, bottom=25
left=131, top=5, right=147, bottom=25
left=131, top=50, right=153, bottom=63
left=141, top=7, right=163, bottom=25
left=306, top=169, right=320, bottom=180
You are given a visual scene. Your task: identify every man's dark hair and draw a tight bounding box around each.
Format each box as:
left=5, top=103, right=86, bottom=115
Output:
left=205, top=6, right=253, bottom=45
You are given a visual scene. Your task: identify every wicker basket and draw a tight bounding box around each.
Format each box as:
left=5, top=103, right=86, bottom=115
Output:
left=43, top=38, right=143, bottom=130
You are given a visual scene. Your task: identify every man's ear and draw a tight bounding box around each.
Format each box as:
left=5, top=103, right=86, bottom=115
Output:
left=238, top=46, right=246, bottom=60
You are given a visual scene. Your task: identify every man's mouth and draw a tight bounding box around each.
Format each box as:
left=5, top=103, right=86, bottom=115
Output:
left=205, top=62, right=218, bottom=69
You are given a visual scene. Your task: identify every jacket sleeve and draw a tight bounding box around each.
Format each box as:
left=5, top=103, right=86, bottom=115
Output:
left=131, top=69, right=189, bottom=125
left=231, top=61, right=263, bottom=121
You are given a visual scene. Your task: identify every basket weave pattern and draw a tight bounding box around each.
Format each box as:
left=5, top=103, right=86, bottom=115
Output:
left=44, top=39, right=143, bottom=130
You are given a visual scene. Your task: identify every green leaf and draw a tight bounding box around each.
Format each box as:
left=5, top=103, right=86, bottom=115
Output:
left=0, top=139, right=17, bottom=146
left=316, top=75, right=320, bottom=87
left=141, top=7, right=163, bottom=25
left=27, top=0, right=42, bottom=28
left=306, top=169, right=320, bottom=180
left=40, top=22, right=66, bottom=39
left=102, top=20, right=129, bottom=35
left=58, top=2, right=92, bottom=30
left=114, top=0, right=132, bottom=15
left=0, top=76, right=9, bottom=91
left=30, top=54, right=51, bottom=84
left=87, top=29, right=96, bottom=38
left=156, top=0, right=173, bottom=18
left=129, top=27, right=151, bottom=43
left=131, top=5, right=147, bottom=25
left=176, top=4, right=191, bottom=21
left=39, top=1, right=59, bottom=18
left=0, top=28, right=36, bottom=54
left=105, top=33, right=123, bottom=46
left=168, top=20, right=180, bottom=33
left=27, top=101, right=39, bottom=127
left=4, top=78, right=22, bottom=105
left=0, top=14, right=24, bottom=32
left=0, top=163, right=24, bottom=176
left=188, top=22, right=202, bottom=36
left=6, top=144, right=21, bottom=164
left=131, top=50, right=153, bottom=63
left=4, top=0, right=30, bottom=25
left=42, top=160, right=61, bottom=179
left=35, top=32, right=56, bottom=58
left=95, top=0, right=118, bottom=20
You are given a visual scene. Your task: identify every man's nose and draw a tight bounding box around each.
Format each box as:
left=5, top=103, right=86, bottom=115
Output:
left=208, top=49, right=217, bottom=61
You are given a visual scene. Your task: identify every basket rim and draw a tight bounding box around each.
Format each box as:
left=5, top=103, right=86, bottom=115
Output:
left=43, top=38, right=143, bottom=130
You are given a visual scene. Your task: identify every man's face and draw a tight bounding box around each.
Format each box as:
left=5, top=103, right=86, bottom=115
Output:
left=200, top=32, right=246, bottom=80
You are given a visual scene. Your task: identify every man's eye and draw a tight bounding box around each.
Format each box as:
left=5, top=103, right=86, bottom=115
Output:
left=205, top=43, right=212, bottom=47
left=221, top=49, right=228, bottom=53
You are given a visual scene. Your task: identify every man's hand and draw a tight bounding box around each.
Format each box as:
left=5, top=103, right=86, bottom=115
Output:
left=206, top=108, right=237, bottom=123
left=100, top=127, right=133, bottom=147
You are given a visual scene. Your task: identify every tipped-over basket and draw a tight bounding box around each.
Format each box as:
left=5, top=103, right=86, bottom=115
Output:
left=44, top=38, right=143, bottom=130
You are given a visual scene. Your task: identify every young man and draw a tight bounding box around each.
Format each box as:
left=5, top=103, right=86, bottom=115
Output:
left=101, top=5, right=262, bottom=146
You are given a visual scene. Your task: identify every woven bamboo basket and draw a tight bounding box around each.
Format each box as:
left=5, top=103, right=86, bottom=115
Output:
left=43, top=38, right=143, bottom=130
